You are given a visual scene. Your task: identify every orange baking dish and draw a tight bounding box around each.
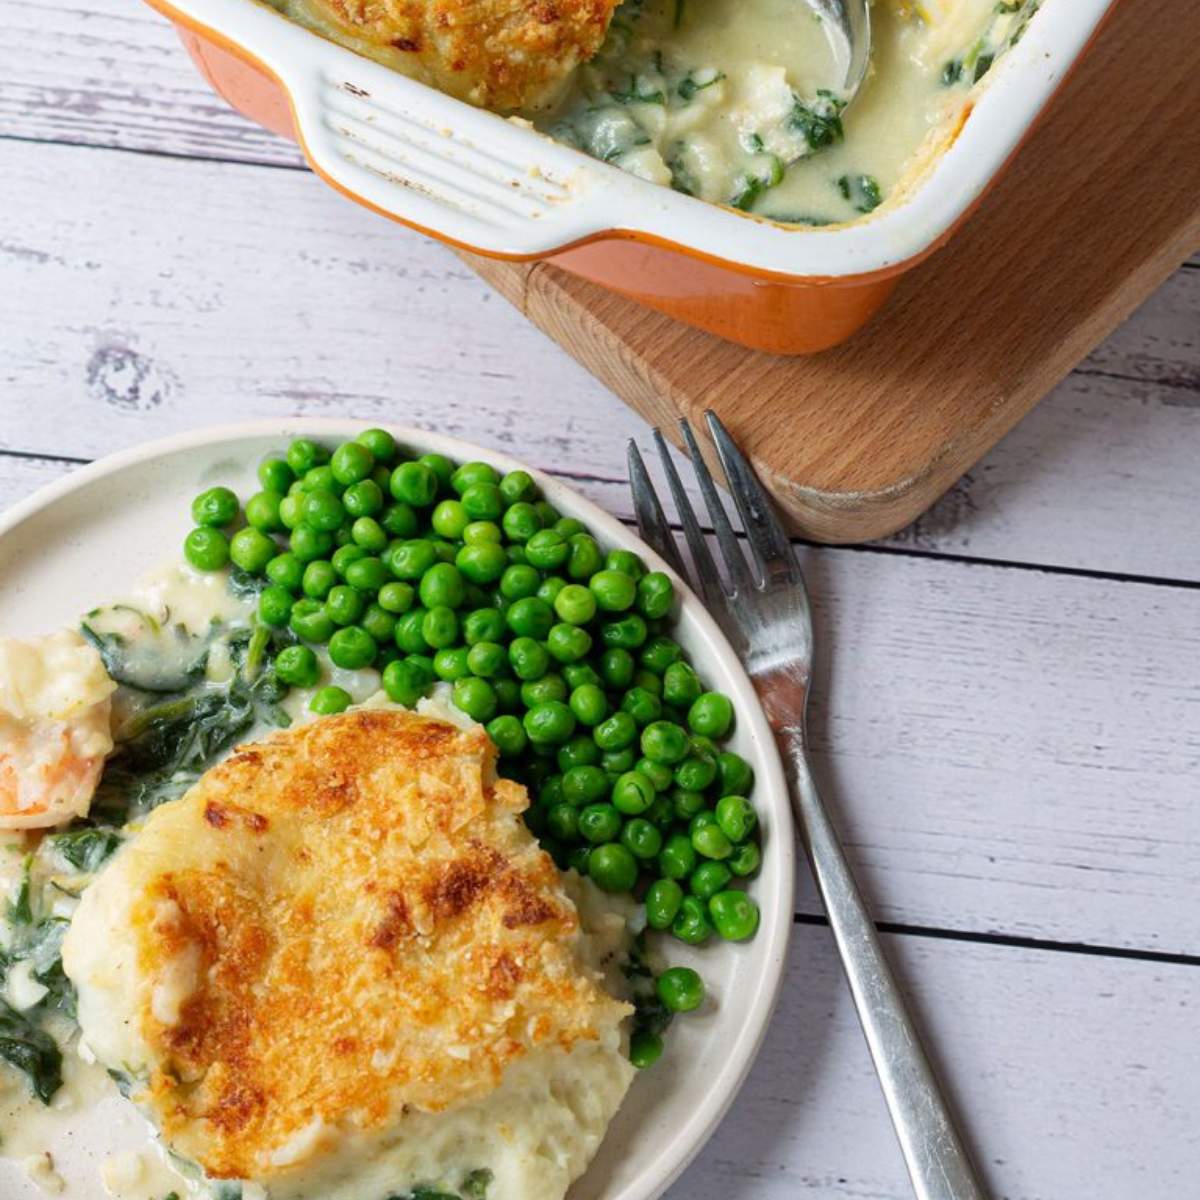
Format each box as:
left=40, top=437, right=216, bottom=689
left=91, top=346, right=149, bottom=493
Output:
left=150, top=0, right=1116, bottom=354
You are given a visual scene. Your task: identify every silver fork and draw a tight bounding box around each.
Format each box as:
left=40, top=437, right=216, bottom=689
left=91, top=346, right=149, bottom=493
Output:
left=627, top=412, right=988, bottom=1200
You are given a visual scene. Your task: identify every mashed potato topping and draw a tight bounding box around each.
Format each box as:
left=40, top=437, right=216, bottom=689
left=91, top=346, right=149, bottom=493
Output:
left=63, top=708, right=634, bottom=1198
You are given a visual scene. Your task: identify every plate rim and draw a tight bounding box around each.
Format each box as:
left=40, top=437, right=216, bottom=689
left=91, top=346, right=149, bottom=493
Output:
left=0, top=418, right=797, bottom=1200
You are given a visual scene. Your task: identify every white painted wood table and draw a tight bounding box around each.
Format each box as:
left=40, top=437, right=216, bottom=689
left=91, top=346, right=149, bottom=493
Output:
left=2, top=3, right=1199, bottom=1197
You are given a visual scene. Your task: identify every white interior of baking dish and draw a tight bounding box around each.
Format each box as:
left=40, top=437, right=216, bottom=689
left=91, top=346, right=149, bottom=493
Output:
left=168, top=0, right=1113, bottom=277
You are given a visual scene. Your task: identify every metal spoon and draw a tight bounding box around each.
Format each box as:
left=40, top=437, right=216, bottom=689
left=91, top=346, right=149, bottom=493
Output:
left=807, top=0, right=872, bottom=102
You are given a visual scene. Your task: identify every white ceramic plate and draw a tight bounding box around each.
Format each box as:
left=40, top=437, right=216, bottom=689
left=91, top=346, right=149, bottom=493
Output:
left=0, top=420, right=795, bottom=1200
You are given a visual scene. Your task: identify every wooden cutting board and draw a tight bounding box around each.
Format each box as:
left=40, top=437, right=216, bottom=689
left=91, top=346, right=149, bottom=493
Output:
left=458, top=0, right=1200, bottom=543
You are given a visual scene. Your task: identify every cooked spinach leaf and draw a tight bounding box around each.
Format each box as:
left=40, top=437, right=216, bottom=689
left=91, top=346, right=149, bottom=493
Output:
left=388, top=1171, right=493, bottom=1200
left=0, top=998, right=63, bottom=1104
left=837, top=173, right=883, bottom=213
left=789, top=89, right=846, bottom=153
left=49, top=827, right=123, bottom=873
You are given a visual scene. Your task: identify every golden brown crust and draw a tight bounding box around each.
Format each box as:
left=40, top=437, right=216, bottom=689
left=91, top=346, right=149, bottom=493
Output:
left=303, top=0, right=619, bottom=111
left=122, top=709, right=627, bottom=1180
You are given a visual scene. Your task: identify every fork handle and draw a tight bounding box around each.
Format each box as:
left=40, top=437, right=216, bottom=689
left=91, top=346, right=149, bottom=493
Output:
left=781, top=729, right=989, bottom=1200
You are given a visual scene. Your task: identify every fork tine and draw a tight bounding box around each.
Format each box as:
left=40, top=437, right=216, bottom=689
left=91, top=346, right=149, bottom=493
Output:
left=680, top=418, right=758, bottom=592
left=626, top=440, right=687, bottom=580
left=704, top=410, right=798, bottom=580
left=651, top=429, right=727, bottom=612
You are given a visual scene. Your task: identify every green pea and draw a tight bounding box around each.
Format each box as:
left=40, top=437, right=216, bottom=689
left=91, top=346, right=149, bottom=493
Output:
left=257, top=585, right=294, bottom=628
left=356, top=428, right=397, bottom=462
left=230, top=527, right=276, bottom=574
left=300, top=559, right=336, bottom=599
left=566, top=534, right=603, bottom=580
left=379, top=656, right=426, bottom=706
left=620, top=686, right=662, bottom=727
left=286, top=438, right=326, bottom=476
left=300, top=489, right=343, bottom=533
left=533, top=500, right=559, bottom=527
left=636, top=757, right=674, bottom=793
left=390, top=461, right=439, bottom=507
left=460, top=481, right=503, bottom=522
left=568, top=683, right=608, bottom=727
left=539, top=776, right=565, bottom=808
left=433, top=646, right=470, bottom=682
left=494, top=677, right=521, bottom=714
left=657, top=965, right=704, bottom=1012
left=662, top=661, right=702, bottom=708
left=387, top=539, right=437, bottom=580
left=500, top=565, right=541, bottom=602
left=498, top=469, right=535, bottom=505
left=605, top=548, right=645, bottom=579
left=524, top=701, right=576, bottom=746
left=629, top=1030, right=663, bottom=1070
left=599, top=648, right=635, bottom=689
left=271, top=643, right=317, bottom=688
left=362, top=603, right=397, bottom=644
left=640, top=721, right=690, bottom=765
left=486, top=714, right=527, bottom=758
left=562, top=662, right=602, bottom=691
left=290, top=523, right=334, bottom=564
left=612, top=770, right=655, bottom=815
left=555, top=517, right=586, bottom=538
left=324, top=585, right=363, bottom=627
left=621, top=817, right=662, bottom=860
left=309, top=685, right=351, bottom=716
left=328, top=625, right=377, bottom=669
left=691, top=818, right=733, bottom=861
left=671, top=895, right=714, bottom=945
left=645, top=878, right=684, bottom=930
left=241, top=490, right=282, bottom=533
left=465, top=641, right=506, bottom=678
left=689, top=860, right=733, bottom=900
left=659, top=833, right=697, bottom=881
left=714, top=752, right=752, bottom=797
left=562, top=765, right=609, bottom=806
left=728, top=841, right=761, bottom=877
left=429, top=499, right=467, bottom=540
left=453, top=676, right=498, bottom=722
left=593, top=710, right=637, bottom=751
left=557, top=735, right=601, bottom=771
left=501, top=502, right=541, bottom=543
left=413, top=452, right=451, bottom=488
left=589, top=569, right=637, bottom=612
left=343, top=556, right=385, bottom=593
left=521, top=674, right=566, bottom=707
left=635, top=571, right=675, bottom=619
left=646, top=794, right=676, bottom=830
left=578, top=803, right=621, bottom=845
left=546, top=624, right=592, bottom=664
left=455, top=542, right=508, bottom=584
left=347, top=517, right=385, bottom=554
left=525, top=529, right=570, bottom=570
left=342, top=479, right=384, bottom=519
left=688, top=692, right=734, bottom=738
left=601, top=614, right=648, bottom=649
left=506, top=637, right=549, bottom=682
left=463, top=521, right=501, bottom=546
left=330, top=441, right=373, bottom=486
left=553, top=584, right=596, bottom=626
left=546, top=802, right=580, bottom=842
left=333, top=544, right=367, bottom=577
left=380, top=502, right=418, bottom=538
left=191, top=486, right=240, bottom=528
left=506, top=545, right=527, bottom=565
left=377, top=581, right=414, bottom=614
left=303, top=465, right=338, bottom=495
left=715, top=795, right=757, bottom=843
left=537, top=576, right=567, bottom=607
left=451, top=460, right=499, bottom=494
left=601, top=747, right=637, bottom=777
left=290, top=598, right=335, bottom=643
left=266, top=552, right=303, bottom=592
left=258, top=457, right=295, bottom=494
left=422, top=605, right=459, bottom=649
left=417, top=563, right=465, bottom=610
left=183, top=527, right=230, bottom=572
left=589, top=843, right=638, bottom=892
left=394, top=609, right=429, bottom=654
left=458, top=608, right=500, bottom=645
left=672, top=788, right=707, bottom=821
left=506, top=596, right=553, bottom=639
left=709, top=890, right=760, bottom=941
left=639, top=636, right=680, bottom=676
left=676, top=754, right=717, bottom=793
left=278, top=493, right=303, bottom=530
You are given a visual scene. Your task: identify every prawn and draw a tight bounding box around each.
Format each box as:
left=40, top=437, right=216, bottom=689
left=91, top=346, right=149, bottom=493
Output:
left=0, top=631, right=116, bottom=830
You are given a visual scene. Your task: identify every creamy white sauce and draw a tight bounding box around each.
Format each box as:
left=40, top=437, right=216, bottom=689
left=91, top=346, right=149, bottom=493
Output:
left=540, top=0, right=1038, bottom=222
